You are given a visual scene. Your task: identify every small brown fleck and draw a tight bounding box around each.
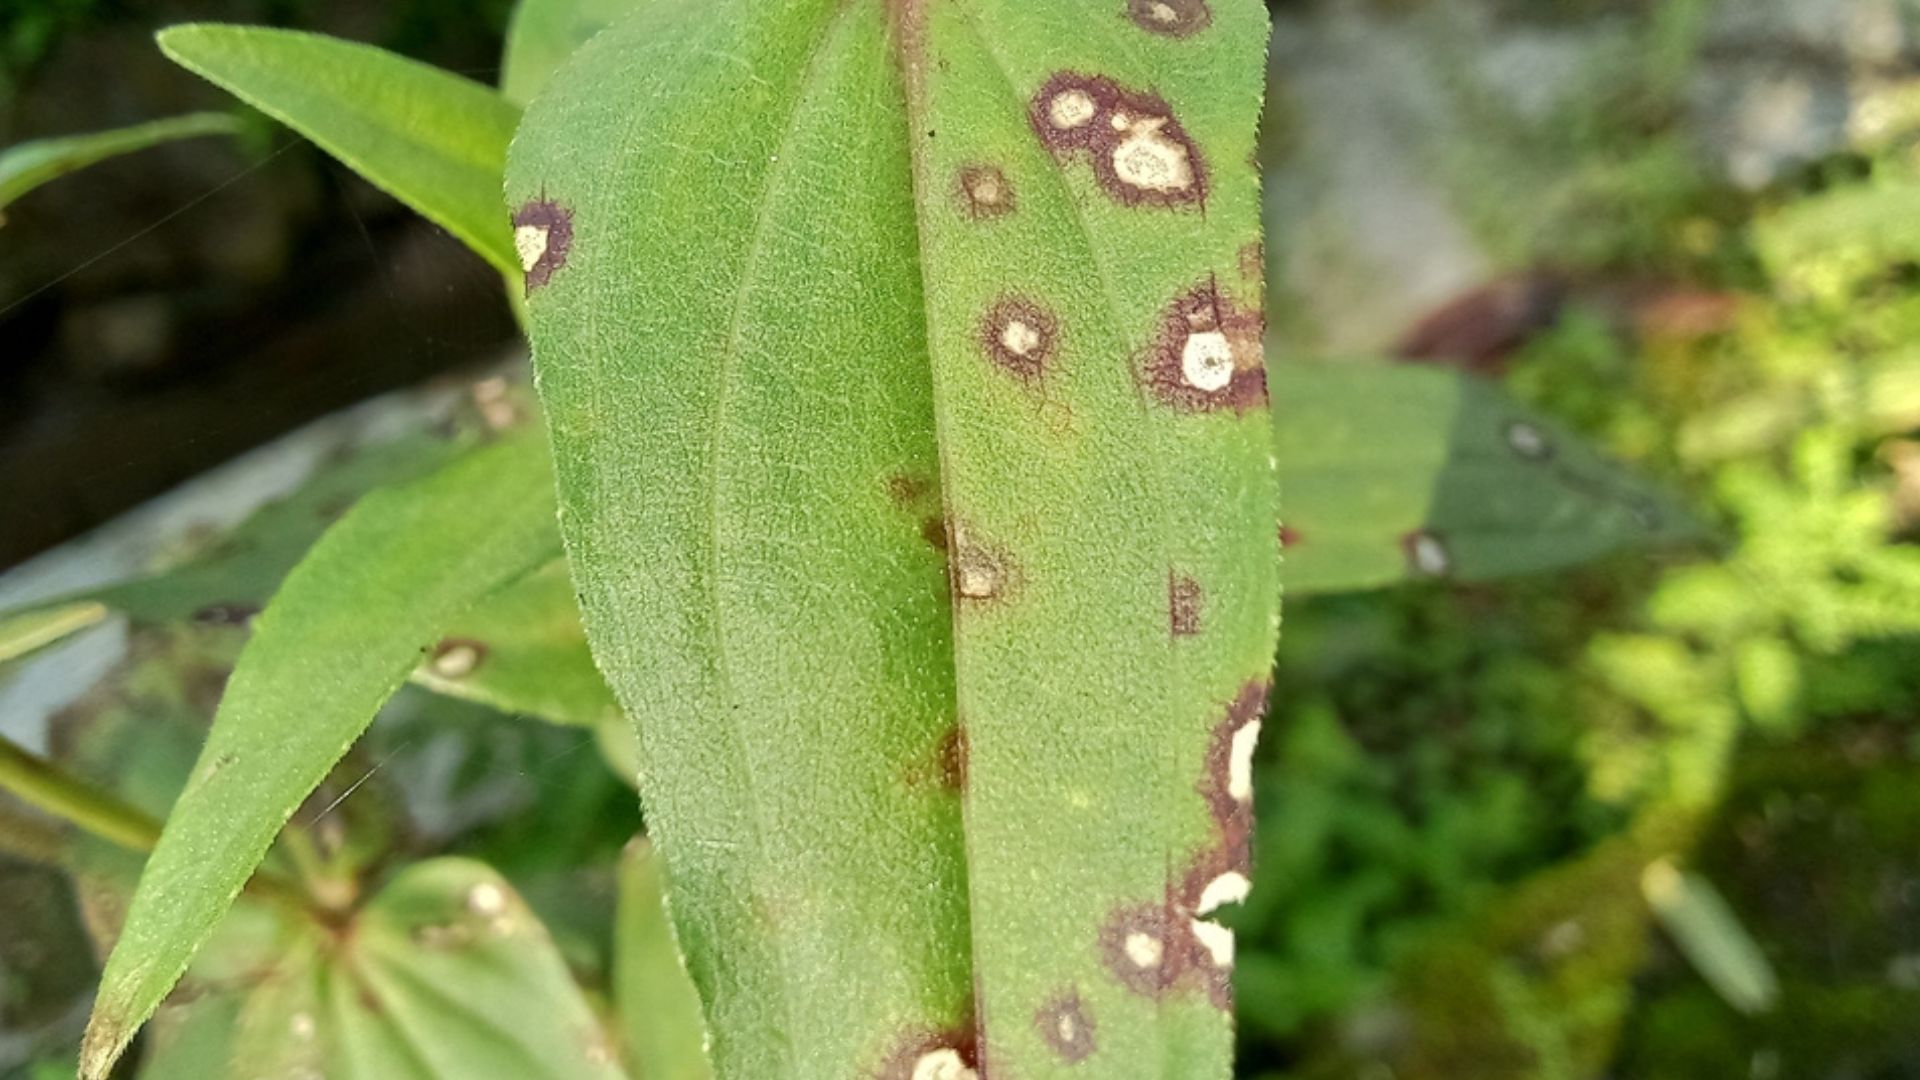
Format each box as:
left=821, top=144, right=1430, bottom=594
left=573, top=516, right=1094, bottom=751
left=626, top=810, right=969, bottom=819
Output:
left=1168, top=570, right=1203, bottom=637
left=888, top=473, right=935, bottom=506
left=1034, top=988, right=1097, bottom=1062
left=1278, top=524, right=1301, bottom=549
left=1238, top=240, right=1265, bottom=288
left=954, top=163, right=1017, bottom=220
left=1029, top=72, right=1209, bottom=209
left=936, top=725, right=968, bottom=793
left=512, top=197, right=574, bottom=294
left=1140, top=276, right=1267, bottom=414
left=980, top=296, right=1059, bottom=385
left=921, top=516, right=950, bottom=551
left=1127, top=0, right=1212, bottom=37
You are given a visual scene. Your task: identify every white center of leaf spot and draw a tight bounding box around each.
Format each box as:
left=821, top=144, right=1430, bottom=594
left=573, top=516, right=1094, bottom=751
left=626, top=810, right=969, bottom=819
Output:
left=1001, top=319, right=1042, bottom=357
left=433, top=642, right=482, bottom=679
left=1191, top=919, right=1235, bottom=967
left=1150, top=1, right=1179, bottom=22
left=912, top=1049, right=978, bottom=1080
left=1228, top=719, right=1261, bottom=802
left=1410, top=533, right=1451, bottom=576
left=1112, top=118, right=1194, bottom=193
left=466, top=882, right=507, bottom=918
left=514, top=225, right=550, bottom=275
left=1125, top=930, right=1164, bottom=968
left=1050, top=89, right=1098, bottom=129
left=1196, top=871, right=1252, bottom=915
left=1181, top=330, right=1235, bottom=391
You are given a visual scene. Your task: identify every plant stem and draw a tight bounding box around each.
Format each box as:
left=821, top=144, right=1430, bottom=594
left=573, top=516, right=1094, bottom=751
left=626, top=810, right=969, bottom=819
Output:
left=0, top=737, right=314, bottom=914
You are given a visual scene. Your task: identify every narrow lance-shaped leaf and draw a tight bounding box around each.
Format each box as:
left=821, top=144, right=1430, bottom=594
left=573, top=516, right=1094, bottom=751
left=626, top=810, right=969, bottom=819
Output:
left=509, top=2, right=973, bottom=1074
left=80, top=434, right=561, bottom=1078
left=900, top=0, right=1276, bottom=1073
left=0, top=113, right=241, bottom=219
left=158, top=24, right=522, bottom=273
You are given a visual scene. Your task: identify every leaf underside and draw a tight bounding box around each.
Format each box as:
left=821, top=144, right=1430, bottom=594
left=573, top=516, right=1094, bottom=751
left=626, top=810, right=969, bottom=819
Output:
left=509, top=0, right=1275, bottom=1076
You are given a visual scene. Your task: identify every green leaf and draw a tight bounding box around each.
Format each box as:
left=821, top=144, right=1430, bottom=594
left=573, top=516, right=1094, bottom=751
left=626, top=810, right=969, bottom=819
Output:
left=0, top=113, right=242, bottom=219
left=157, top=24, right=522, bottom=274
left=1272, top=362, right=1703, bottom=593
left=0, top=600, right=108, bottom=665
left=509, top=1, right=1276, bottom=1076
left=902, top=1, right=1276, bottom=1074
left=80, top=434, right=561, bottom=1079
left=141, top=859, right=627, bottom=1079
left=500, top=0, right=645, bottom=105
left=510, top=4, right=972, bottom=1073
left=412, top=557, right=620, bottom=728
left=615, top=839, right=713, bottom=1080
left=1641, top=859, right=1779, bottom=1017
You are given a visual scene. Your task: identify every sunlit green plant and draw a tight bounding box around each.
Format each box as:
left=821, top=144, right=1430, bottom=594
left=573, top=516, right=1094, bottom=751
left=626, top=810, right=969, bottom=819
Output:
left=0, top=2, right=1703, bottom=1077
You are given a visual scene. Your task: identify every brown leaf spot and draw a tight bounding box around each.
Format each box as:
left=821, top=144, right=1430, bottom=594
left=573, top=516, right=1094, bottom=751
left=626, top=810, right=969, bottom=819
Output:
left=950, top=527, right=1015, bottom=605
left=1140, top=277, right=1267, bottom=414
left=888, top=472, right=936, bottom=506
left=877, top=1026, right=981, bottom=1080
left=1278, top=524, right=1301, bottom=549
left=1099, top=903, right=1183, bottom=998
left=192, top=602, right=259, bottom=627
left=429, top=638, right=488, bottom=679
left=921, top=516, right=950, bottom=551
left=1028, top=73, right=1208, bottom=209
left=936, top=725, right=968, bottom=793
left=1127, top=0, right=1212, bottom=37
left=1198, top=680, right=1269, bottom=869
left=1402, top=529, right=1452, bottom=579
left=954, top=163, right=1016, bottom=220
left=512, top=198, right=574, bottom=294
left=980, top=296, right=1059, bottom=385
left=1168, top=570, right=1203, bottom=637
left=1034, top=989, right=1097, bottom=1062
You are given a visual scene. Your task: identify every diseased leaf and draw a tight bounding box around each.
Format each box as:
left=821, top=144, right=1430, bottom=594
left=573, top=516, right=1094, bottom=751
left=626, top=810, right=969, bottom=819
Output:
left=157, top=24, right=522, bottom=273
left=0, top=113, right=241, bottom=219
left=511, top=1, right=1276, bottom=1077
left=615, top=838, right=713, bottom=1080
left=510, top=3, right=973, bottom=1074
left=80, top=435, right=561, bottom=1078
left=141, top=860, right=627, bottom=1080
left=899, top=1, right=1276, bottom=1074
left=500, top=0, right=645, bottom=105
left=1272, top=362, right=1703, bottom=593
left=413, top=557, right=620, bottom=728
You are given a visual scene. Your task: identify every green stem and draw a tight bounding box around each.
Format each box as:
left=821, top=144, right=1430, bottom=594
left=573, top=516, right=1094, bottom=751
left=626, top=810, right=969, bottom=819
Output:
left=0, top=737, right=314, bottom=914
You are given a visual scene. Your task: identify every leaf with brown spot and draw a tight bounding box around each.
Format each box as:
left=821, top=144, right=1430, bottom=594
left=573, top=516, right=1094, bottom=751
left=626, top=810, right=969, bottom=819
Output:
left=509, top=1, right=1274, bottom=1077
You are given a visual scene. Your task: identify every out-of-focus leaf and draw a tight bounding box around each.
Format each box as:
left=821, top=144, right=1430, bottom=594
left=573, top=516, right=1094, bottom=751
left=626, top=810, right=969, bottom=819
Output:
left=412, top=557, right=618, bottom=728
left=1273, top=362, right=1702, bottom=594
left=141, top=860, right=627, bottom=1079
left=0, top=113, right=241, bottom=219
left=157, top=25, right=522, bottom=273
left=615, top=838, right=712, bottom=1080
left=80, top=435, right=561, bottom=1079
left=1641, top=859, right=1779, bottom=1017
left=500, top=0, right=644, bottom=105
left=511, top=1, right=1277, bottom=1076
left=0, top=601, right=109, bottom=665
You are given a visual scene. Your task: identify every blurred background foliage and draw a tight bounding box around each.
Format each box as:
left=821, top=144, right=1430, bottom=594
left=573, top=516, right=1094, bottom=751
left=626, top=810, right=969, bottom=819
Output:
left=3, top=0, right=1920, bottom=1077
